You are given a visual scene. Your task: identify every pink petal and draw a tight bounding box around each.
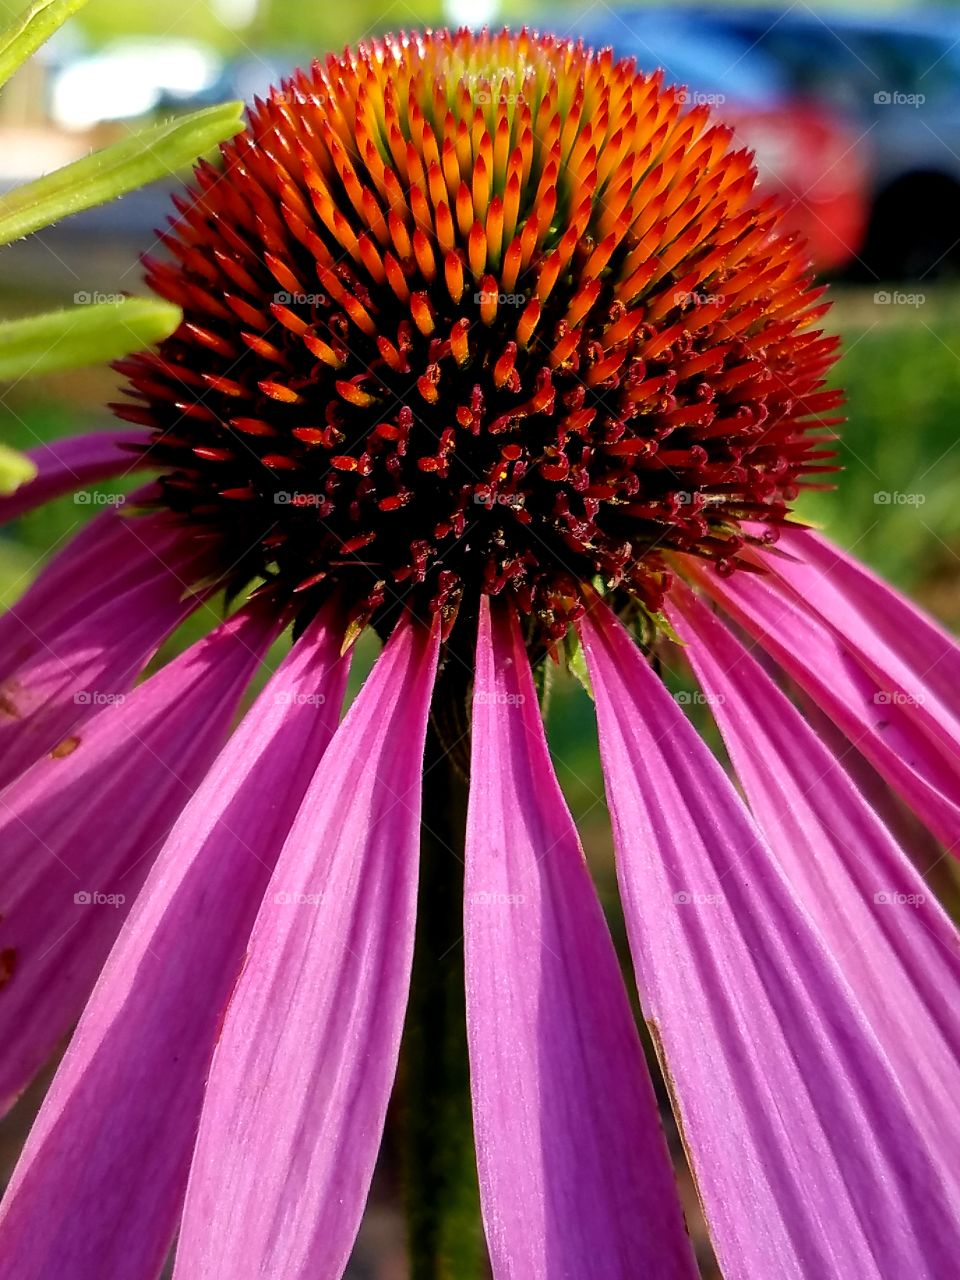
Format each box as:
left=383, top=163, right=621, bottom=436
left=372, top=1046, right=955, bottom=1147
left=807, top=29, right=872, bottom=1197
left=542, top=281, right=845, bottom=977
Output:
left=0, top=605, right=351, bottom=1280
left=0, top=604, right=278, bottom=1113
left=757, top=528, right=960, bottom=751
left=173, top=617, right=439, bottom=1280
left=579, top=599, right=960, bottom=1280
left=0, top=521, right=210, bottom=787
left=0, top=430, right=150, bottom=525
left=0, top=485, right=163, bottom=669
left=766, top=527, right=960, bottom=708
left=466, top=599, right=696, bottom=1280
left=687, top=558, right=960, bottom=850
left=668, top=584, right=960, bottom=1148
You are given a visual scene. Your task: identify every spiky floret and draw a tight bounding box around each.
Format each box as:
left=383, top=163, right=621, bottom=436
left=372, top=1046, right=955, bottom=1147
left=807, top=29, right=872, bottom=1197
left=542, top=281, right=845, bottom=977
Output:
left=115, top=27, right=841, bottom=642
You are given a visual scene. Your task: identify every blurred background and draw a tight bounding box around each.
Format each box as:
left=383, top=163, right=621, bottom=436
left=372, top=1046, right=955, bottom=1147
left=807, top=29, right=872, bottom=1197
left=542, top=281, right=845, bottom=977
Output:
left=4, top=0, right=960, bottom=1275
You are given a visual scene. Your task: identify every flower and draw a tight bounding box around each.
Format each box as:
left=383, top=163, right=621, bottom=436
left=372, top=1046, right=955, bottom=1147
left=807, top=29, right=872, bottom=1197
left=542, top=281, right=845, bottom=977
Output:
left=1, top=26, right=960, bottom=1280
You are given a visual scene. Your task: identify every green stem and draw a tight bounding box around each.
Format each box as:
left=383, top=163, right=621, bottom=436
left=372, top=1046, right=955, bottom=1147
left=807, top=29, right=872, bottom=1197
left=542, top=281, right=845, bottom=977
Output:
left=397, top=722, right=485, bottom=1280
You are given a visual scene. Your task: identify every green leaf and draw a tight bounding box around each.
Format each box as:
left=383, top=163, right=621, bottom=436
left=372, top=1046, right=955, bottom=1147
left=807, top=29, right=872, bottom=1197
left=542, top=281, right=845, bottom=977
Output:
left=647, top=609, right=685, bottom=647
left=563, top=629, right=594, bottom=700
left=0, top=101, right=245, bottom=244
left=0, top=538, right=37, bottom=607
left=0, top=442, right=38, bottom=495
left=0, top=297, right=181, bottom=381
left=0, top=0, right=89, bottom=89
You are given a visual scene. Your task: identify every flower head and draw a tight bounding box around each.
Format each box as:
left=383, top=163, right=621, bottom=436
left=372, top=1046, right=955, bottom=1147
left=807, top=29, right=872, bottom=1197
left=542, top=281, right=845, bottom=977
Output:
left=2, top=27, right=960, bottom=1280
left=118, top=28, right=837, bottom=641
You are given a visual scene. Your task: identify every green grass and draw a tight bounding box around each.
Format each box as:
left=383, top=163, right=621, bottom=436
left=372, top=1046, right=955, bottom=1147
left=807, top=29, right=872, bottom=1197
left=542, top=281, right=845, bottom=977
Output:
left=800, top=289, right=960, bottom=611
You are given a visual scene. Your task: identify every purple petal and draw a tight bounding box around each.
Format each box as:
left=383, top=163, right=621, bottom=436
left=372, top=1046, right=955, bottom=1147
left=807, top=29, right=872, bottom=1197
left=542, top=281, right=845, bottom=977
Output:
left=0, top=604, right=278, bottom=1113
left=173, top=618, right=439, bottom=1280
left=668, top=584, right=960, bottom=1148
left=580, top=599, right=960, bottom=1280
left=0, top=605, right=351, bottom=1280
left=0, top=430, right=150, bottom=526
left=765, top=527, right=960, bottom=709
left=0, top=522, right=210, bottom=787
left=0, top=486, right=164, bottom=670
left=466, top=599, right=696, bottom=1280
left=757, top=528, right=960, bottom=751
left=688, top=559, right=960, bottom=850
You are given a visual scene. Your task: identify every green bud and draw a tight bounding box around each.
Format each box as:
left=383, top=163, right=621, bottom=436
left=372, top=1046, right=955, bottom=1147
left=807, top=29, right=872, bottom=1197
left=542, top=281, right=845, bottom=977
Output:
left=0, top=442, right=38, bottom=496
left=0, top=296, right=182, bottom=381
left=0, top=0, right=90, bottom=89
left=0, top=102, right=245, bottom=244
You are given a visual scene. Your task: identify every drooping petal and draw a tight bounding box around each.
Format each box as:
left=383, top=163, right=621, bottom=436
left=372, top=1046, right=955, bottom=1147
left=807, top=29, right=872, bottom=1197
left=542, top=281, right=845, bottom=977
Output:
left=789, top=692, right=955, bottom=902
left=668, top=584, right=960, bottom=1148
left=687, top=557, right=960, bottom=851
left=466, top=599, right=696, bottom=1280
left=764, top=527, right=960, bottom=704
left=0, top=522, right=211, bottom=787
left=0, top=605, right=351, bottom=1280
left=0, top=603, right=278, bottom=1113
left=173, top=616, right=439, bottom=1280
left=0, top=430, right=151, bottom=526
left=757, top=527, right=960, bottom=748
left=579, top=598, right=960, bottom=1280
left=0, top=496, right=176, bottom=669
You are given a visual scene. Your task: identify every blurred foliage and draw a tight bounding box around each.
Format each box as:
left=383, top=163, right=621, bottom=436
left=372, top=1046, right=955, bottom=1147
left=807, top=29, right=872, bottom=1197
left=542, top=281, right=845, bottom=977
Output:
left=0, top=1, right=244, bottom=441
left=798, top=293, right=960, bottom=611
left=67, top=0, right=587, bottom=56
left=73, top=0, right=444, bottom=54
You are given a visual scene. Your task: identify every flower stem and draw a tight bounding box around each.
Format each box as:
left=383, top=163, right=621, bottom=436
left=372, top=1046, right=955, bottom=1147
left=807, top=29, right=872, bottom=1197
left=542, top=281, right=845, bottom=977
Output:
left=397, top=719, right=485, bottom=1280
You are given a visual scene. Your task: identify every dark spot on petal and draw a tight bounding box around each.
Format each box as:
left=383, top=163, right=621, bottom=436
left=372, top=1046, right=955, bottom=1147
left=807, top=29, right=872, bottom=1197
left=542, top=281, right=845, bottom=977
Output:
left=0, top=692, right=21, bottom=719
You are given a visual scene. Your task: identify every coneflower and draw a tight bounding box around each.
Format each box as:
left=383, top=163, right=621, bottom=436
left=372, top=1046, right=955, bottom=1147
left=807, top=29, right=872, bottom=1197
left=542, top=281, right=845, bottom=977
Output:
left=2, top=27, right=959, bottom=1280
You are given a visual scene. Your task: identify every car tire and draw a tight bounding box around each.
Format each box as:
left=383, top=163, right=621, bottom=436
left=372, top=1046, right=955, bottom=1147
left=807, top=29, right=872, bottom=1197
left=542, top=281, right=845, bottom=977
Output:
left=858, top=171, right=960, bottom=281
